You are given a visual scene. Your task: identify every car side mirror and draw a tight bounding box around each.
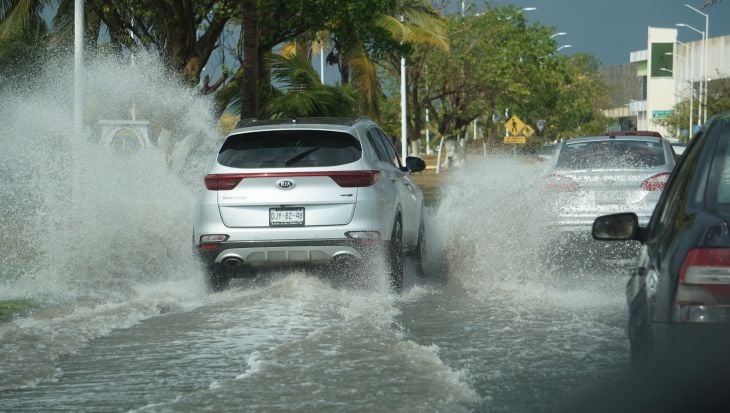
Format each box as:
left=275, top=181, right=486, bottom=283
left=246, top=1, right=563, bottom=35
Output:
left=592, top=213, right=641, bottom=241
left=404, top=156, right=426, bottom=173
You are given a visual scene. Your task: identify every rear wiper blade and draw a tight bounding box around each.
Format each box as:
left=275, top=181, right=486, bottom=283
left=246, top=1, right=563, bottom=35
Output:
left=285, top=147, right=320, bottom=166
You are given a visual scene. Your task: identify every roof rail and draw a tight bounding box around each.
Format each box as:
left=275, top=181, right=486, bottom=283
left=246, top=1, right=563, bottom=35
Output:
left=234, top=117, right=370, bottom=129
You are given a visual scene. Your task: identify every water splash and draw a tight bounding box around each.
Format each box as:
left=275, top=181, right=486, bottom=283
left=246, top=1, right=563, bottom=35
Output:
left=1, top=52, right=218, bottom=301
left=0, top=52, right=222, bottom=389
left=433, top=157, right=558, bottom=288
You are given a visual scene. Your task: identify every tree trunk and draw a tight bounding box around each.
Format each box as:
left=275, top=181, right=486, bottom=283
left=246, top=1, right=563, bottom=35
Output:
left=410, top=76, right=421, bottom=146
left=240, top=0, right=260, bottom=119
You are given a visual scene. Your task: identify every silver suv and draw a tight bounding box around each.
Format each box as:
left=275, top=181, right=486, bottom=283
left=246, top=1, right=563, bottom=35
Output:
left=193, top=117, right=426, bottom=292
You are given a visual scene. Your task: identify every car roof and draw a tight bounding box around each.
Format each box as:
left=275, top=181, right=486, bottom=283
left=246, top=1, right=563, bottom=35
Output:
left=234, top=117, right=372, bottom=129
left=563, top=135, right=665, bottom=144
left=602, top=130, right=663, bottom=138
left=228, top=117, right=376, bottom=136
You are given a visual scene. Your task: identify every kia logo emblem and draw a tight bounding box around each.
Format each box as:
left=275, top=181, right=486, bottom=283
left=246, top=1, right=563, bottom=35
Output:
left=276, top=179, right=295, bottom=190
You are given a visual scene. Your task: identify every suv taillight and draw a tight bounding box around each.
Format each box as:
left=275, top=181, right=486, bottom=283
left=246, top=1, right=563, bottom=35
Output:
left=544, top=174, right=577, bottom=192
left=204, top=171, right=381, bottom=191
left=328, top=171, right=380, bottom=187
left=673, top=248, right=730, bottom=322
left=641, top=172, right=670, bottom=191
left=205, top=174, right=244, bottom=190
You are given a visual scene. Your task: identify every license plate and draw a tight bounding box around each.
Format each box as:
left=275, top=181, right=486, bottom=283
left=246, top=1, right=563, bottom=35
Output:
left=595, top=192, right=626, bottom=205
left=269, top=208, right=304, bottom=226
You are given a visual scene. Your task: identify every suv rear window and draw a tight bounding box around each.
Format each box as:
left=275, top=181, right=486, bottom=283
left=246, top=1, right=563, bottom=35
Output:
left=218, top=130, right=362, bottom=168
left=556, top=140, right=665, bottom=169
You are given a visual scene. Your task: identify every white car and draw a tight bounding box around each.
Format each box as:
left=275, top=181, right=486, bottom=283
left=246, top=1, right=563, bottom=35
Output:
left=670, top=140, right=687, bottom=156
left=193, top=117, right=426, bottom=292
left=544, top=133, right=676, bottom=232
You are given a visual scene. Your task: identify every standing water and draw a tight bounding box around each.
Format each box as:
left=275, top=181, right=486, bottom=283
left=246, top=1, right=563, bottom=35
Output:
left=1, top=54, right=630, bottom=412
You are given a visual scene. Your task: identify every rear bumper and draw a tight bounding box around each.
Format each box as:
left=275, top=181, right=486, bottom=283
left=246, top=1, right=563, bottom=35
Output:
left=196, top=239, right=385, bottom=267
left=652, top=321, right=730, bottom=357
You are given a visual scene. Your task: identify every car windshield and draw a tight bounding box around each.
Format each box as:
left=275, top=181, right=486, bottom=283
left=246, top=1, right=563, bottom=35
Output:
left=217, top=130, right=361, bottom=168
left=556, top=139, right=665, bottom=170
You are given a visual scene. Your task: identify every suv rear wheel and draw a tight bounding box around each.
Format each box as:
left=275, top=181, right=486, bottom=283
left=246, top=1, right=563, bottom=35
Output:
left=388, top=217, right=404, bottom=293
left=414, top=213, right=426, bottom=276
left=206, top=265, right=231, bottom=292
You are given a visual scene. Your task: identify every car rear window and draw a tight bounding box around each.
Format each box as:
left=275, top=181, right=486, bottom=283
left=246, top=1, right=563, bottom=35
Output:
left=217, top=130, right=362, bottom=168
left=556, top=140, right=665, bottom=170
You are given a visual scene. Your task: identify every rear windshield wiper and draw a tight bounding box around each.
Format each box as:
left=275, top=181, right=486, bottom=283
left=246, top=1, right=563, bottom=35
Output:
left=285, top=147, right=320, bottom=166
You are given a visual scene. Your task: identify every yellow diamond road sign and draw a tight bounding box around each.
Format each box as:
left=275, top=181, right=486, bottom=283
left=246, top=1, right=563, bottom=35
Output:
left=504, top=115, right=530, bottom=144
left=504, top=115, right=526, bottom=136
left=523, top=124, right=535, bottom=138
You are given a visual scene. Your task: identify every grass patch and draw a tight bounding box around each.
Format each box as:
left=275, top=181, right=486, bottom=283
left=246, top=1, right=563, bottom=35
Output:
left=0, top=299, right=34, bottom=322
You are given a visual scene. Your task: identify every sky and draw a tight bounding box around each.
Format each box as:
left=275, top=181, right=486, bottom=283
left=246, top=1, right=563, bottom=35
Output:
left=485, top=0, right=730, bottom=66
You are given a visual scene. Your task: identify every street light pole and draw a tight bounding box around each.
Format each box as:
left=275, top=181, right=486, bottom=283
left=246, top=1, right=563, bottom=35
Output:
left=556, top=44, right=572, bottom=52
left=74, top=0, right=84, bottom=136
left=400, top=15, right=407, bottom=164
left=550, top=32, right=566, bottom=39
left=685, top=4, right=709, bottom=123
left=401, top=54, right=407, bottom=164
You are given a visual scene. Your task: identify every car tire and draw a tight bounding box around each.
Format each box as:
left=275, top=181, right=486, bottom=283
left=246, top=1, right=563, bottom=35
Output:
left=629, top=318, right=653, bottom=371
left=206, top=265, right=231, bottom=292
left=415, top=213, right=426, bottom=276
left=388, top=216, right=404, bottom=293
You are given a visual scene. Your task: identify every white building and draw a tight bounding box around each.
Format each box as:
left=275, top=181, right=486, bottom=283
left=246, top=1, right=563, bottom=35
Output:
left=607, top=27, right=730, bottom=138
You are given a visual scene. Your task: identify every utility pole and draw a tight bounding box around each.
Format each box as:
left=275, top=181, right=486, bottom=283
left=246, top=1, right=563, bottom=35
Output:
left=400, top=15, right=407, bottom=165
left=74, top=0, right=84, bottom=136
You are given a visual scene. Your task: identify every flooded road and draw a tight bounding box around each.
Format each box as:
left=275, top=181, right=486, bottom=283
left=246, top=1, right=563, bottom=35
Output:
left=1, top=268, right=629, bottom=412
left=1, top=55, right=634, bottom=412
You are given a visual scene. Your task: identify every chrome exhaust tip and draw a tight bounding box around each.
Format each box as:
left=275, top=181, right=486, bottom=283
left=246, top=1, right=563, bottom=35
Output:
left=222, top=257, right=244, bottom=269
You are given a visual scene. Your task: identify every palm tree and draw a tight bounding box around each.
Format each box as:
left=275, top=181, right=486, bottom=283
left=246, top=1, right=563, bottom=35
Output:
left=328, top=0, right=448, bottom=121
left=228, top=53, right=358, bottom=119
left=265, top=53, right=358, bottom=118
left=0, top=0, right=51, bottom=40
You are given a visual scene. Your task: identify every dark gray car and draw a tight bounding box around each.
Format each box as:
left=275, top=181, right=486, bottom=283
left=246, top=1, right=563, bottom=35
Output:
left=593, top=113, right=730, bottom=368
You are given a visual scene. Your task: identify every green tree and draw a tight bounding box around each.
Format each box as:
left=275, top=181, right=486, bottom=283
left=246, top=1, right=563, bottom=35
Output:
left=0, top=0, right=50, bottom=95
left=659, top=78, right=730, bottom=139
left=411, top=7, right=559, bottom=141
left=547, top=53, right=610, bottom=139
left=0, top=0, right=50, bottom=40
left=83, top=0, right=237, bottom=85
left=708, top=78, right=730, bottom=118
left=378, top=5, right=610, bottom=148
left=230, top=53, right=358, bottom=119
